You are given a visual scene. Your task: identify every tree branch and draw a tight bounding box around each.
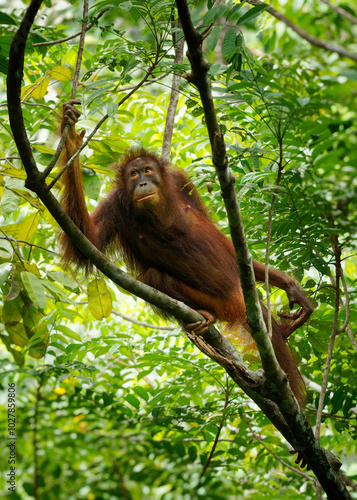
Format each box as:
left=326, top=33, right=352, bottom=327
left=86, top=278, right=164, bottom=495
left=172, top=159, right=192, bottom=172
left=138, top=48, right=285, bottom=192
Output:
left=175, top=0, right=291, bottom=406
left=247, top=0, right=357, bottom=62
left=175, top=1, right=351, bottom=498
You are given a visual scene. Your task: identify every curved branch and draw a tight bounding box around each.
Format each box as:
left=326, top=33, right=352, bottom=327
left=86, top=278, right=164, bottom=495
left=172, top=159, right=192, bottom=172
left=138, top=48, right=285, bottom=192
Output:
left=6, top=0, right=260, bottom=412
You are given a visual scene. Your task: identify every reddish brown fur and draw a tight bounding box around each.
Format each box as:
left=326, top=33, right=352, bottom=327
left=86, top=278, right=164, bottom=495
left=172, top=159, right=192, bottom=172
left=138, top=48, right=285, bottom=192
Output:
left=60, top=107, right=313, bottom=405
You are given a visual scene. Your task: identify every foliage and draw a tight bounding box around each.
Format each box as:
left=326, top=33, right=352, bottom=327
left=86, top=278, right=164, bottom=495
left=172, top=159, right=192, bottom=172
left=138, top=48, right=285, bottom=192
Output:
left=0, top=0, right=356, bottom=498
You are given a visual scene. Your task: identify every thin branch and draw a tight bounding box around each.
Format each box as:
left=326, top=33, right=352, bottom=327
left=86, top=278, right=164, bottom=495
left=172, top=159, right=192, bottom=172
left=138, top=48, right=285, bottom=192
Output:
left=78, top=72, right=168, bottom=92
left=320, top=0, right=357, bottom=24
left=247, top=0, right=357, bottom=62
left=0, top=156, right=21, bottom=161
left=264, top=134, right=284, bottom=336
left=339, top=271, right=357, bottom=353
left=0, top=236, right=58, bottom=255
left=242, top=415, right=314, bottom=482
left=32, top=9, right=109, bottom=47
left=161, top=19, right=185, bottom=161
left=42, top=0, right=90, bottom=179
left=193, top=390, right=230, bottom=496
left=42, top=0, right=89, bottom=179
left=111, top=309, right=175, bottom=331
left=70, top=0, right=88, bottom=100
left=315, top=233, right=341, bottom=440
left=337, top=269, right=350, bottom=333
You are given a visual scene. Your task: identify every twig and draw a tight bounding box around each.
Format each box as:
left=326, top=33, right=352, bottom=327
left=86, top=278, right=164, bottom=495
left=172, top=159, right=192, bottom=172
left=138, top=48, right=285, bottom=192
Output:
left=0, top=156, right=21, bottom=161
left=0, top=236, right=58, bottom=255
left=339, top=271, right=357, bottom=353
left=23, top=102, right=62, bottom=118
left=0, top=228, right=25, bottom=265
left=247, top=0, right=357, bottom=62
left=78, top=71, right=168, bottom=92
left=337, top=269, right=350, bottom=333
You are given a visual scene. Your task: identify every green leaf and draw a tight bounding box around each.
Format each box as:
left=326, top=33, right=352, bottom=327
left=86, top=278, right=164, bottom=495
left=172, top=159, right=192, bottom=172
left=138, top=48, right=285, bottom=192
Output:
left=237, top=3, right=269, bottom=25
left=201, top=4, right=227, bottom=25
left=0, top=12, right=16, bottom=25
left=88, top=279, right=112, bottom=320
left=226, top=2, right=244, bottom=21
left=133, top=386, right=149, bottom=402
left=48, top=271, right=79, bottom=291
left=0, top=54, right=7, bottom=75
left=330, top=387, right=345, bottom=414
left=188, top=446, right=197, bottom=462
left=125, top=394, right=140, bottom=410
left=0, top=262, right=12, bottom=286
left=206, top=25, right=224, bottom=51
left=82, top=169, right=101, bottom=200
left=222, top=29, right=237, bottom=60
left=21, top=272, right=46, bottom=309
left=1, top=187, right=20, bottom=214
left=55, top=325, right=82, bottom=342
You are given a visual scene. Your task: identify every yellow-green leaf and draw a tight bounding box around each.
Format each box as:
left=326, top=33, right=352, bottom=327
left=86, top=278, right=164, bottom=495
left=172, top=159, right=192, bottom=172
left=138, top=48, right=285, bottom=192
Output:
left=18, top=212, right=40, bottom=244
left=88, top=279, right=112, bottom=320
left=21, top=77, right=50, bottom=101
left=32, top=77, right=50, bottom=100
left=33, top=144, right=56, bottom=154
left=21, top=83, right=37, bottom=101
left=49, top=66, right=71, bottom=82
